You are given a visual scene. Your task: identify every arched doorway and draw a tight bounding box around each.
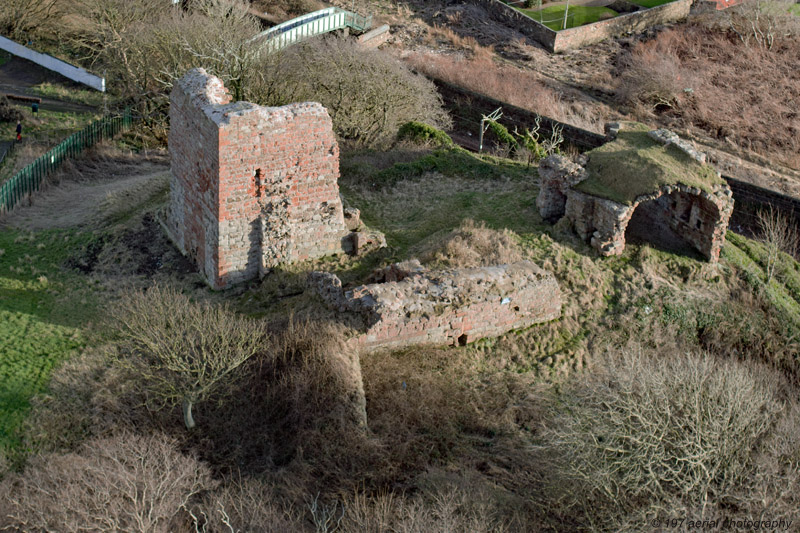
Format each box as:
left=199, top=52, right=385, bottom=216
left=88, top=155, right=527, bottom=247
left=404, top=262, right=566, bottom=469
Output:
left=623, top=193, right=703, bottom=257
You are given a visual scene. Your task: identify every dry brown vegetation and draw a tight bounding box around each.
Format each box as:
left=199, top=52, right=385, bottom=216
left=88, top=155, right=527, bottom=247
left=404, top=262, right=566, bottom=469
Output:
left=540, top=349, right=798, bottom=529
left=1, top=433, right=213, bottom=532
left=616, top=15, right=800, bottom=169
left=406, top=52, right=604, bottom=132
left=419, top=218, right=524, bottom=268
left=250, top=37, right=451, bottom=148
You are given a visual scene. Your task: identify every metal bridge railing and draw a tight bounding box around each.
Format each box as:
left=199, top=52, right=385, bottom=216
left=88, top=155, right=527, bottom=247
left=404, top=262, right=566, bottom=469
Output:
left=250, top=7, right=373, bottom=52
left=0, top=108, right=134, bottom=214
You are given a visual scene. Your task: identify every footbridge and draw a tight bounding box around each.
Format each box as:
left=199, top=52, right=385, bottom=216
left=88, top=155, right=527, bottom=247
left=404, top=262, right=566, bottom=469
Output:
left=250, top=7, right=373, bottom=52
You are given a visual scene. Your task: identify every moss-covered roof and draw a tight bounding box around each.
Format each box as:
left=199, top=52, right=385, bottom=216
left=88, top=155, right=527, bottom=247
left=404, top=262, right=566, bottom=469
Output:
left=574, top=126, right=725, bottom=205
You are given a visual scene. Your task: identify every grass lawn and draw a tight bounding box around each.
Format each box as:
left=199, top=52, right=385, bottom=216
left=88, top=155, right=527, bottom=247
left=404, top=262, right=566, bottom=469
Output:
left=518, top=5, right=619, bottom=30
left=29, top=82, right=109, bottom=109
left=0, top=107, right=99, bottom=184
left=0, top=229, right=101, bottom=452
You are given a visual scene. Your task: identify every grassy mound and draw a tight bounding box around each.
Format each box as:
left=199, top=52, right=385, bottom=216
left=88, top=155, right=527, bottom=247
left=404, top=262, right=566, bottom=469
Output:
left=576, top=126, right=725, bottom=205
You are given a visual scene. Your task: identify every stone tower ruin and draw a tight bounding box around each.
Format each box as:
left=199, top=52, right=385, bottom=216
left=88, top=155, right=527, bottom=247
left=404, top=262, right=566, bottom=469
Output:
left=165, top=68, right=350, bottom=289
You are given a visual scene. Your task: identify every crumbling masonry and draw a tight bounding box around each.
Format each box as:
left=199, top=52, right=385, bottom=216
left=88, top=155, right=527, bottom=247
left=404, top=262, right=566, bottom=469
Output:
left=538, top=126, right=734, bottom=261
left=309, top=260, right=562, bottom=351
left=165, top=68, right=352, bottom=289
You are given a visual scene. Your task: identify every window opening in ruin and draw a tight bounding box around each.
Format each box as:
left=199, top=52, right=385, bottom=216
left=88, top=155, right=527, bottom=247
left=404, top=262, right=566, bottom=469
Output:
left=458, top=334, right=469, bottom=346
left=253, top=169, right=263, bottom=198
left=625, top=196, right=698, bottom=257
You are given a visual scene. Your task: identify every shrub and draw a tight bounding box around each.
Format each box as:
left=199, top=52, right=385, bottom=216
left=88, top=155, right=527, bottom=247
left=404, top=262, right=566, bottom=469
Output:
left=247, top=36, right=452, bottom=149
left=615, top=39, right=690, bottom=113
left=114, top=285, right=270, bottom=430
left=397, top=121, right=454, bottom=148
left=726, top=0, right=800, bottom=49
left=0, top=98, right=24, bottom=123
left=0, top=0, right=60, bottom=41
left=541, top=349, right=787, bottom=529
left=70, top=0, right=259, bottom=121
left=1, top=432, right=214, bottom=532
left=189, top=477, right=305, bottom=532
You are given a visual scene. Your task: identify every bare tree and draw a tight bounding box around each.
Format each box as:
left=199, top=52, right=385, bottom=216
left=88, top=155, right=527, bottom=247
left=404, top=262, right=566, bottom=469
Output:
left=726, top=0, right=800, bottom=49
left=0, top=0, right=60, bottom=41
left=69, top=0, right=259, bottom=116
left=247, top=36, right=452, bottom=149
left=114, top=286, right=270, bottom=430
left=2, top=433, right=214, bottom=533
left=757, top=205, right=798, bottom=282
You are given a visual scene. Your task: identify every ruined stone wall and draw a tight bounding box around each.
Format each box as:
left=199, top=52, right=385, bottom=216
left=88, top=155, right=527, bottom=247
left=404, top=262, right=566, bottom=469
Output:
left=166, top=68, right=349, bottom=289
left=310, top=261, right=562, bottom=352
left=538, top=141, right=734, bottom=261
left=563, top=184, right=733, bottom=260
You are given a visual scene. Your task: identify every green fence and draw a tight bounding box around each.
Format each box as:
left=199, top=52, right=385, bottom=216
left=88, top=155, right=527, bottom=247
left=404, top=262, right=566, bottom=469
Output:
left=0, top=108, right=134, bottom=214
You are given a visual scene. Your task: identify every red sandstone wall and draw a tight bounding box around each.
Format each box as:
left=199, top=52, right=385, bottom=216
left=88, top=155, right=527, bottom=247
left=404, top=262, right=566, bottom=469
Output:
left=310, top=262, right=562, bottom=352
left=166, top=71, right=230, bottom=285
left=357, top=280, right=561, bottom=351
left=166, top=68, right=348, bottom=289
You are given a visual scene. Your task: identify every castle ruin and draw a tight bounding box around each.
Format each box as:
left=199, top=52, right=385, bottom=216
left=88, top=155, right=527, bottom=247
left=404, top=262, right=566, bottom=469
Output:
left=538, top=124, right=734, bottom=261
left=165, top=68, right=352, bottom=289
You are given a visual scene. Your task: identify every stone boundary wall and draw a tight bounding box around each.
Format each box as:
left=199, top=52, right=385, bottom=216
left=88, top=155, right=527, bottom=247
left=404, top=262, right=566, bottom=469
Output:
left=553, top=0, right=692, bottom=51
left=469, top=0, right=691, bottom=52
left=166, top=68, right=349, bottom=289
left=0, top=36, right=105, bottom=92
left=724, top=176, right=800, bottom=232
left=309, top=260, right=562, bottom=352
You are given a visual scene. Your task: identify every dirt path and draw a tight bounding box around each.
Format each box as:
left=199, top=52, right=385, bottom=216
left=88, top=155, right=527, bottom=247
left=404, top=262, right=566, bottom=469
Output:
left=1, top=161, right=169, bottom=231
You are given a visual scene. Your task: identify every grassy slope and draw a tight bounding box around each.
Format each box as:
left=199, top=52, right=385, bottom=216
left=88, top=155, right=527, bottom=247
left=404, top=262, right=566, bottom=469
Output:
left=28, top=83, right=109, bottom=109
left=0, top=107, right=99, bottom=183
left=0, top=229, right=100, bottom=451
left=577, top=128, right=725, bottom=204
left=518, top=5, right=619, bottom=30
left=5, top=146, right=800, bottom=469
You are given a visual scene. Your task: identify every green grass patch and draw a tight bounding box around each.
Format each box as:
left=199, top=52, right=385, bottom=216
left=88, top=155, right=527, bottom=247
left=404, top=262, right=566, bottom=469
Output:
left=341, top=148, right=541, bottom=258
left=790, top=3, right=800, bottom=15
left=0, top=229, right=101, bottom=451
left=29, top=82, right=107, bottom=109
left=353, top=148, right=533, bottom=188
left=0, top=107, right=99, bottom=183
left=627, top=0, right=676, bottom=7
left=723, top=232, right=800, bottom=334
left=0, top=108, right=97, bottom=145
left=518, top=5, right=619, bottom=30
left=575, top=126, right=725, bottom=205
